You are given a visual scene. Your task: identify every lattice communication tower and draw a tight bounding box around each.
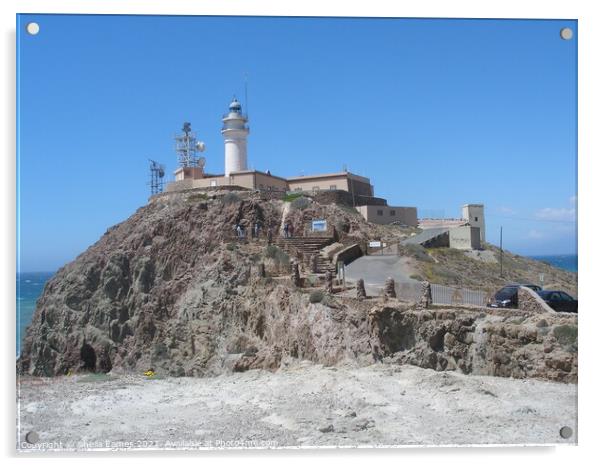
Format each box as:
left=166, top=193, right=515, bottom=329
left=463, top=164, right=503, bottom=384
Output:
left=149, top=159, right=165, bottom=196
left=174, top=122, right=206, bottom=169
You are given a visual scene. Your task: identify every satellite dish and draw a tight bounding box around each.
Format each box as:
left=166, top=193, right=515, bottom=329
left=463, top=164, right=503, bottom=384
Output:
left=195, top=141, right=206, bottom=152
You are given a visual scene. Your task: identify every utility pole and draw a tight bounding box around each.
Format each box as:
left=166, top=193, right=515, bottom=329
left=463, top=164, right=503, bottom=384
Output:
left=499, top=226, right=503, bottom=277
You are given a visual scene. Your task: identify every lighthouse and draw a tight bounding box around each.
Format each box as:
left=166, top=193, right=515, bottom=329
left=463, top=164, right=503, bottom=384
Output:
left=221, top=97, right=249, bottom=176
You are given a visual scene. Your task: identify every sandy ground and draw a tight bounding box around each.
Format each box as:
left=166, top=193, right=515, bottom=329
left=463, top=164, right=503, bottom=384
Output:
left=17, top=363, right=577, bottom=451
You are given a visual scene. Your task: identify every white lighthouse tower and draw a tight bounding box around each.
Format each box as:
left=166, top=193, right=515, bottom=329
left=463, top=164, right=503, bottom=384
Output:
left=221, top=97, right=249, bottom=176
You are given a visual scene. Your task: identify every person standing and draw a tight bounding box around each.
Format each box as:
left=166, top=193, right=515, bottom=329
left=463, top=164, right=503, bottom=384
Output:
left=283, top=222, right=289, bottom=239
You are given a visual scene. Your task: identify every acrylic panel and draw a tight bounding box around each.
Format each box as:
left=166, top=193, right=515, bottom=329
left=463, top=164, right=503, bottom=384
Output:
left=16, top=14, right=577, bottom=451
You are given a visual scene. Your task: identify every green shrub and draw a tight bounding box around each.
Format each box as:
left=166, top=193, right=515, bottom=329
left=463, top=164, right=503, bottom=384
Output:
left=275, top=250, right=290, bottom=269
left=283, top=192, right=304, bottom=202
left=553, top=325, right=577, bottom=346
left=305, top=275, right=319, bottom=286
left=187, top=193, right=208, bottom=202
left=309, top=290, right=324, bottom=303
left=222, top=192, right=241, bottom=205
left=409, top=274, right=424, bottom=281
left=265, top=245, right=290, bottom=269
left=290, top=196, right=311, bottom=210
left=265, top=244, right=279, bottom=259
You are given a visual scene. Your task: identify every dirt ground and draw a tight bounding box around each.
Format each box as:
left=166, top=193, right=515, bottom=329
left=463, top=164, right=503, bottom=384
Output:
left=17, top=362, right=577, bottom=451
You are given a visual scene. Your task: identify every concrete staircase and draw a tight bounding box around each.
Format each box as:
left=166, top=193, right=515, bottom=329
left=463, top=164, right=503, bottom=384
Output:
left=274, top=236, right=336, bottom=274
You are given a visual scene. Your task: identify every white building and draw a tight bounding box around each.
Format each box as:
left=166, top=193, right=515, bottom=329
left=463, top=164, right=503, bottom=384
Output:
left=410, top=203, right=486, bottom=250
left=221, top=98, right=249, bottom=176
left=462, top=204, right=485, bottom=243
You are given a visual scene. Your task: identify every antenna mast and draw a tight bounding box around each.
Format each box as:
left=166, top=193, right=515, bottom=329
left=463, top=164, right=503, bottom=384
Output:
left=244, top=72, right=249, bottom=119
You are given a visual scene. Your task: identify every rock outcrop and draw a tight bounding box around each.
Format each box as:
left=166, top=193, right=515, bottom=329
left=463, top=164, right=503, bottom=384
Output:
left=368, top=305, right=577, bottom=383
left=18, top=189, right=578, bottom=383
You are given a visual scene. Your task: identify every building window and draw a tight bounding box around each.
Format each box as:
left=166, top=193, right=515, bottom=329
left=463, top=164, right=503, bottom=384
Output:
left=377, top=209, right=383, bottom=216
left=312, top=186, right=320, bottom=193
left=210, top=180, right=217, bottom=187
left=259, top=184, right=264, bottom=190
left=390, top=210, right=396, bottom=216
left=294, top=187, right=302, bottom=192
left=330, top=185, right=337, bottom=191
left=475, top=217, right=478, bottom=222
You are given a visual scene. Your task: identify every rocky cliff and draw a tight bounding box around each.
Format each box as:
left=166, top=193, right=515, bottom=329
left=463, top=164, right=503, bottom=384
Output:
left=18, top=189, right=577, bottom=382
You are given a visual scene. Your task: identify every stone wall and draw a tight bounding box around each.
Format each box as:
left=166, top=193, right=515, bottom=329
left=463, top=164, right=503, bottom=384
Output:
left=517, top=286, right=556, bottom=314
left=333, top=243, right=363, bottom=266
left=449, top=226, right=481, bottom=250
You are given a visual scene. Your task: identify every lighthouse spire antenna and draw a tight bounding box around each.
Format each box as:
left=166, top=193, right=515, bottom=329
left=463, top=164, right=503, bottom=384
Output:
left=244, top=72, right=249, bottom=118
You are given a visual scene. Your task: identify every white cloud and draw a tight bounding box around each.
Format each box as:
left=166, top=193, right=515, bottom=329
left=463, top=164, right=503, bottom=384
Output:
left=528, top=229, right=544, bottom=239
left=535, top=207, right=576, bottom=221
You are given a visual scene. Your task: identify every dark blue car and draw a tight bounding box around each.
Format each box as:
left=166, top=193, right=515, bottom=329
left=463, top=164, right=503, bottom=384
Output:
left=488, top=283, right=542, bottom=308
left=537, top=290, right=578, bottom=313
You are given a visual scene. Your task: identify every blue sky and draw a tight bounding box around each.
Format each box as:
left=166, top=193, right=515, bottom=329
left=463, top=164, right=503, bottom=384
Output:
left=17, top=15, right=577, bottom=272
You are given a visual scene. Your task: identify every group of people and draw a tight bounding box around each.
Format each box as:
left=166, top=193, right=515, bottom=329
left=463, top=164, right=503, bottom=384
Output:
left=235, top=221, right=263, bottom=240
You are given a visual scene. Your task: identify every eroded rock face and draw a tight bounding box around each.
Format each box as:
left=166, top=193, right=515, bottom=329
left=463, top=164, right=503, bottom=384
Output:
left=17, top=191, right=371, bottom=377
left=18, top=190, right=577, bottom=383
left=368, top=305, right=577, bottom=383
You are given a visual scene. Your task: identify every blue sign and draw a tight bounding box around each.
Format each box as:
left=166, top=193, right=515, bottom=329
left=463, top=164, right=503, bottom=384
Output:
left=311, top=220, right=327, bottom=232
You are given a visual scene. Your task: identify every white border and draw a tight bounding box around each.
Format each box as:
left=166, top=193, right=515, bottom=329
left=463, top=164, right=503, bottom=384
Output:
left=2, top=1, right=600, bottom=464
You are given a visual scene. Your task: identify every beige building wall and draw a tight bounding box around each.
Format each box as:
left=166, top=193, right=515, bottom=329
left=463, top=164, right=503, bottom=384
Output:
left=287, top=172, right=374, bottom=196
left=356, top=205, right=418, bottom=227
left=288, top=174, right=349, bottom=193
left=167, top=170, right=288, bottom=192
left=174, top=167, right=205, bottom=181
left=449, top=226, right=481, bottom=250
left=253, top=172, right=289, bottom=191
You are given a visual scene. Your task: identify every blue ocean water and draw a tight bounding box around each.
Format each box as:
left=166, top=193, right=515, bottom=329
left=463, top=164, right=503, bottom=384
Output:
left=529, top=254, right=578, bottom=273
left=17, top=271, right=54, bottom=356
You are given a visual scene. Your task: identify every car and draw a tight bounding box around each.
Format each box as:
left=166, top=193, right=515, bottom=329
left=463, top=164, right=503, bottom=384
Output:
left=487, top=283, right=543, bottom=308
left=537, top=290, right=578, bottom=313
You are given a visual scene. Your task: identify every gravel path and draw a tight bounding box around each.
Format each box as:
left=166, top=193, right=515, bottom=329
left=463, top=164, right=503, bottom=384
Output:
left=17, top=363, right=577, bottom=451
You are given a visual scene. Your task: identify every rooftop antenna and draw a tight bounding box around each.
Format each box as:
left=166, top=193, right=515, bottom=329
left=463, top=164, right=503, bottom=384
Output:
left=244, top=72, right=249, bottom=118
left=149, top=159, right=166, bottom=196
left=174, top=122, right=206, bottom=170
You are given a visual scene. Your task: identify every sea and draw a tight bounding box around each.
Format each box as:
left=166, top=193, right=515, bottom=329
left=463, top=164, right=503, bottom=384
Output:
left=16, top=271, right=54, bottom=356
left=15, top=253, right=578, bottom=356
left=529, top=254, right=578, bottom=273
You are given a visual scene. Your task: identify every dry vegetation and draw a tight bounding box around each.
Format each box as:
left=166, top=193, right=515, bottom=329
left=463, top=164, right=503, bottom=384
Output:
left=404, top=243, right=577, bottom=296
